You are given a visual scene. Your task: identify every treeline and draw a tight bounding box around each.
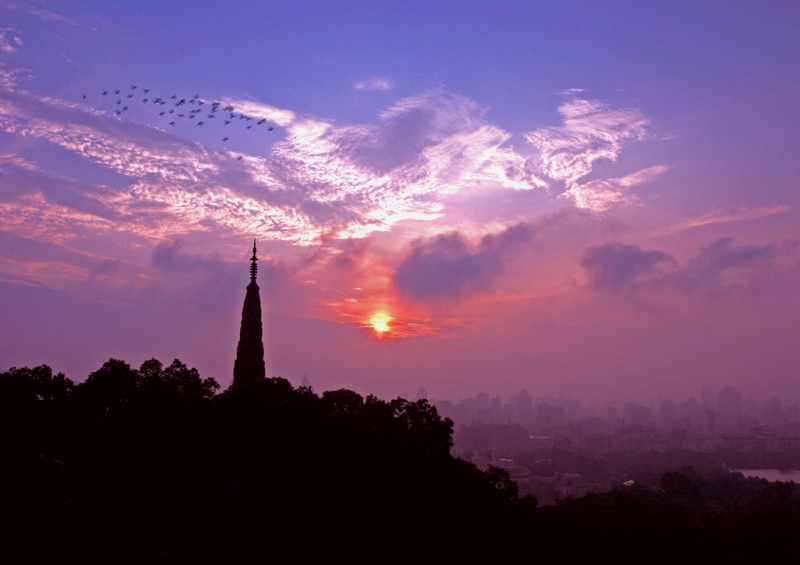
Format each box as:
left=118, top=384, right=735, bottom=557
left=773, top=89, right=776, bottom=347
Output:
left=2, top=360, right=521, bottom=561
left=3, top=360, right=800, bottom=561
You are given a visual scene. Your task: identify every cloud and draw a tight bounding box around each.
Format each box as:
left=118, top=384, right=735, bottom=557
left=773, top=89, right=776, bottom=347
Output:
left=0, top=230, right=152, bottom=294
left=526, top=97, right=656, bottom=210
left=353, top=77, right=393, bottom=91
left=394, top=222, right=541, bottom=302
left=582, top=238, right=792, bottom=300
left=0, top=30, right=18, bottom=54
left=563, top=165, right=667, bottom=210
left=664, top=204, right=790, bottom=233
left=581, top=242, right=673, bottom=291
left=0, top=77, right=658, bottom=267
left=1, top=84, right=555, bottom=247
left=664, top=237, right=778, bottom=294
left=220, top=98, right=296, bottom=127
left=0, top=2, right=79, bottom=26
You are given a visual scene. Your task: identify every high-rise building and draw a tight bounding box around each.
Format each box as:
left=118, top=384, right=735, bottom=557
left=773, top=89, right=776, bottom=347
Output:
left=233, top=240, right=266, bottom=390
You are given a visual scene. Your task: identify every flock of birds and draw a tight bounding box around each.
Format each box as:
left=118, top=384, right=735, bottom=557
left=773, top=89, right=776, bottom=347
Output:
left=82, top=84, right=277, bottom=158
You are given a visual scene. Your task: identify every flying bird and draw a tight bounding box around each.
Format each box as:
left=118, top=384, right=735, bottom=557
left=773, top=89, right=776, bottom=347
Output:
left=222, top=137, right=229, bottom=141
left=169, top=121, right=175, bottom=126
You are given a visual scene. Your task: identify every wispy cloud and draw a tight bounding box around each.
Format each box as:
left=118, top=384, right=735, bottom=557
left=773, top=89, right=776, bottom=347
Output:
left=563, top=165, right=668, bottom=210
left=0, top=1, right=79, bottom=26
left=0, top=29, right=21, bottom=54
left=525, top=97, right=657, bottom=210
left=220, top=98, right=296, bottom=127
left=353, top=77, right=393, bottom=91
left=664, top=204, right=790, bottom=233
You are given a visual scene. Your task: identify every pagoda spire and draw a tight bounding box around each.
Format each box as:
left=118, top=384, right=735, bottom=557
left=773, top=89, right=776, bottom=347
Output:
left=250, top=239, right=258, bottom=282
left=233, top=239, right=266, bottom=390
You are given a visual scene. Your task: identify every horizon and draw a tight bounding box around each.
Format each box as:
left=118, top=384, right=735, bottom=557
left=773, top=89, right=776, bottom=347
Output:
left=1, top=2, right=799, bottom=407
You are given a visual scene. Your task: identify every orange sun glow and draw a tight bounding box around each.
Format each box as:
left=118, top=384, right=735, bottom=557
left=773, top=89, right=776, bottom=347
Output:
left=371, top=314, right=391, bottom=334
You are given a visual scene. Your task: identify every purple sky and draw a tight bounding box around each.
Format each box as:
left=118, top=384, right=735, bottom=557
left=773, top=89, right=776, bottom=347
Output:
left=1, top=1, right=799, bottom=405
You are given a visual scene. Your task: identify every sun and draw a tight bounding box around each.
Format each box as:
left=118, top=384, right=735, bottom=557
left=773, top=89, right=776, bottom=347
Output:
left=370, top=314, right=391, bottom=335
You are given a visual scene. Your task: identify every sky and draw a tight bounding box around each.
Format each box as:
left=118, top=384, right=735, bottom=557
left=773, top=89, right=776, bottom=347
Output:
left=1, top=1, right=799, bottom=406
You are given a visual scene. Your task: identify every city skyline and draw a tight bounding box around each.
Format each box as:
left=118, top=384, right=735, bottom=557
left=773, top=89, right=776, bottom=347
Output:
left=1, top=2, right=799, bottom=404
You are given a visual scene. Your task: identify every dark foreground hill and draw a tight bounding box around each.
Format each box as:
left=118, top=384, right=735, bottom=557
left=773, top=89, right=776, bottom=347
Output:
left=3, top=360, right=800, bottom=561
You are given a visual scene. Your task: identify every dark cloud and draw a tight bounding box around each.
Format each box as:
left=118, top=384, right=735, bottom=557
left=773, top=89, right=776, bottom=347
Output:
left=151, top=239, right=288, bottom=299
left=333, top=107, right=435, bottom=175
left=665, top=237, right=777, bottom=294
left=393, top=223, right=534, bottom=302
left=581, top=243, right=672, bottom=291
left=582, top=238, right=785, bottom=298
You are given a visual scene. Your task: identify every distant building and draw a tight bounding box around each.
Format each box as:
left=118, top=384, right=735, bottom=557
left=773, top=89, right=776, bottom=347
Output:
left=537, top=404, right=565, bottom=431
left=718, top=386, right=743, bottom=430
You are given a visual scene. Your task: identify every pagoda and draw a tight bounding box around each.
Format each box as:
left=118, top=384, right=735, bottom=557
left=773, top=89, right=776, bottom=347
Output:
left=232, top=240, right=266, bottom=389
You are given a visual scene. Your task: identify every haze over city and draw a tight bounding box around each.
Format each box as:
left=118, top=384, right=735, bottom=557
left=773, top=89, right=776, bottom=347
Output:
left=1, top=1, right=799, bottom=406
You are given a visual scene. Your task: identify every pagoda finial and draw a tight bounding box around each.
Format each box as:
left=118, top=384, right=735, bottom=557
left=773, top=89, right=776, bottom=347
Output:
left=250, top=239, right=258, bottom=282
